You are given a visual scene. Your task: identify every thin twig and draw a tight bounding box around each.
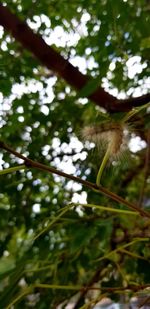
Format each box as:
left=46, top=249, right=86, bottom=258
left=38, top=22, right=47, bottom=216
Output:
left=0, top=141, right=150, bottom=218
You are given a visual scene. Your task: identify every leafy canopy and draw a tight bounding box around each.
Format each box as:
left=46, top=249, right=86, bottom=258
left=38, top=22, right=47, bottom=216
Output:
left=0, top=0, right=150, bottom=308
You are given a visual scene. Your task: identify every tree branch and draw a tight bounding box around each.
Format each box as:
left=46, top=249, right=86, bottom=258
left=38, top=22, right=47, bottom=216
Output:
left=0, top=141, right=150, bottom=218
left=0, top=4, right=115, bottom=110
left=0, top=4, right=149, bottom=112
left=121, top=94, right=150, bottom=111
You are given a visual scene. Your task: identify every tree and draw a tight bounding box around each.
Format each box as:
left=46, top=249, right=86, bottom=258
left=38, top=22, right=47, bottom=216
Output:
left=0, top=1, right=150, bottom=308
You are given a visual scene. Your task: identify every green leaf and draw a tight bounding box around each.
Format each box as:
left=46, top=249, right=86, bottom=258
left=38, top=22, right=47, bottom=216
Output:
left=77, top=78, right=101, bottom=98
left=0, top=257, right=15, bottom=275
left=141, top=37, right=150, bottom=49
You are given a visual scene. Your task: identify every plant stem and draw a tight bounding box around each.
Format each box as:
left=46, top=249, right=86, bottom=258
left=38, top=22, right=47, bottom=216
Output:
left=0, top=164, right=26, bottom=175
left=122, top=102, right=150, bottom=123
left=0, top=141, right=150, bottom=218
left=95, top=238, right=149, bottom=262
left=33, top=207, right=70, bottom=241
left=72, top=203, right=139, bottom=216
left=96, top=146, right=110, bottom=186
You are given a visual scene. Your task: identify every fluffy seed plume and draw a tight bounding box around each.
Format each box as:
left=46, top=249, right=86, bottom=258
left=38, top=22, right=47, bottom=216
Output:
left=82, top=122, right=124, bottom=158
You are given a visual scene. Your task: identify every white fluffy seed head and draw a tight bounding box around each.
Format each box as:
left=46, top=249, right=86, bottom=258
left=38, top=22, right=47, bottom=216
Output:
left=82, top=122, right=124, bottom=157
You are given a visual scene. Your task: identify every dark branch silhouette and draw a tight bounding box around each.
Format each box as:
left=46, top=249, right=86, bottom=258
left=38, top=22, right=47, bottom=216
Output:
left=0, top=140, right=150, bottom=218
left=0, top=4, right=150, bottom=112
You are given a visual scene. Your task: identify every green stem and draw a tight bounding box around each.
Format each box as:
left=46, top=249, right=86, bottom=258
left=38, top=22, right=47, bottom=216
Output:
left=0, top=164, right=26, bottom=175
left=122, top=102, right=150, bottom=123
left=6, top=288, right=32, bottom=309
left=71, top=203, right=139, bottom=216
left=96, top=146, right=110, bottom=186
left=33, top=206, right=70, bottom=241
left=95, top=237, right=149, bottom=262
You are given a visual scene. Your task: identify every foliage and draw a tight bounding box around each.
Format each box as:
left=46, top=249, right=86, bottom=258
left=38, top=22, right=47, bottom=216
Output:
left=0, top=0, right=150, bottom=308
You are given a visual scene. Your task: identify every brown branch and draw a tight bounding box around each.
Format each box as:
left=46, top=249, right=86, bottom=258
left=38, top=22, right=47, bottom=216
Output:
left=74, top=261, right=110, bottom=309
left=0, top=4, right=149, bottom=112
left=0, top=141, right=150, bottom=218
left=0, top=4, right=115, bottom=110
left=138, top=129, right=150, bottom=207
left=119, top=94, right=150, bottom=111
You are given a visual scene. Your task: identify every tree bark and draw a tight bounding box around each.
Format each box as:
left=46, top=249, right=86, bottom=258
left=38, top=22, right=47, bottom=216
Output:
left=0, top=4, right=149, bottom=112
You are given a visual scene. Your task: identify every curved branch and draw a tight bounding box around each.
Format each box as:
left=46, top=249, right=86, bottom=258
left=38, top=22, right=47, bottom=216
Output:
left=0, top=4, right=149, bottom=112
left=0, top=140, right=150, bottom=218
left=0, top=4, right=115, bottom=110
left=118, top=94, right=150, bottom=112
